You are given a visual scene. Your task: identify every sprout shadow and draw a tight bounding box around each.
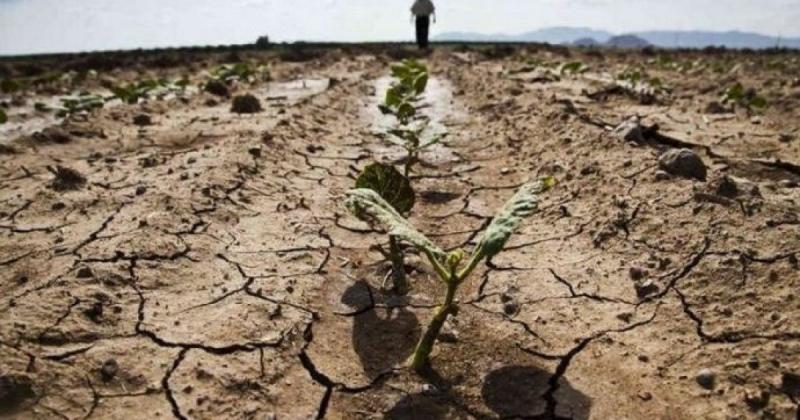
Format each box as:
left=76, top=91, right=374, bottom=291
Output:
left=482, top=365, right=592, bottom=419
left=341, top=281, right=422, bottom=378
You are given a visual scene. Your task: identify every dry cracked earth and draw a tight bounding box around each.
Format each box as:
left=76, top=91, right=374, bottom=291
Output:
left=1, top=46, right=800, bottom=419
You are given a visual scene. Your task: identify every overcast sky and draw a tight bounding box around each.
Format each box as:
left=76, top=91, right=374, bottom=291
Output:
left=1, top=0, right=799, bottom=55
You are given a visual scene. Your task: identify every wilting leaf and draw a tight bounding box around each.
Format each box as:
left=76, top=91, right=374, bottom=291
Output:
left=413, top=73, right=429, bottom=95
left=476, top=177, right=555, bottom=259
left=355, top=163, right=415, bottom=214
left=346, top=188, right=445, bottom=260
left=0, top=108, right=7, bottom=124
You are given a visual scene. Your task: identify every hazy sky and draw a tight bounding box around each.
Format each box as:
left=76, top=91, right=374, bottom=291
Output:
left=2, top=0, right=799, bottom=55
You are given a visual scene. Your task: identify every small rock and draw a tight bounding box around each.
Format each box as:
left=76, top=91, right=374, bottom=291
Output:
left=34, top=126, right=72, bottom=144
left=696, top=369, right=716, bottom=390
left=503, top=302, right=519, bottom=316
left=49, top=165, right=87, bottom=191
left=747, top=357, right=759, bottom=370
left=616, top=312, right=633, bottom=323
left=715, top=176, right=739, bottom=198
left=629, top=267, right=647, bottom=281
left=76, top=267, right=94, bottom=278
left=204, top=80, right=229, bottom=97
left=231, top=94, right=262, bottom=114
left=638, top=354, right=650, bottom=363
left=658, top=148, right=707, bottom=181
left=135, top=186, right=147, bottom=196
left=38, top=330, right=67, bottom=346
left=781, top=372, right=800, bottom=397
left=613, top=117, right=645, bottom=143
left=743, top=389, right=770, bottom=411
left=635, top=280, right=659, bottom=299
left=637, top=391, right=653, bottom=401
left=705, top=101, right=732, bottom=114
left=132, top=114, right=152, bottom=126
left=248, top=147, right=262, bottom=158
left=100, top=359, right=119, bottom=382
left=778, top=134, right=795, bottom=143
left=0, top=375, right=36, bottom=414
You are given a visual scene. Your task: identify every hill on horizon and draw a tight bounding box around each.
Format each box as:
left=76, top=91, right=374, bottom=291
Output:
left=434, top=26, right=800, bottom=49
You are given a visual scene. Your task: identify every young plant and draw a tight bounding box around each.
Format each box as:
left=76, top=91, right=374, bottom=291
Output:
left=0, top=108, right=7, bottom=124
left=378, top=60, right=446, bottom=177
left=355, top=162, right=416, bottom=294
left=346, top=177, right=555, bottom=371
left=55, top=93, right=105, bottom=118
left=721, top=83, right=767, bottom=113
left=379, top=59, right=429, bottom=125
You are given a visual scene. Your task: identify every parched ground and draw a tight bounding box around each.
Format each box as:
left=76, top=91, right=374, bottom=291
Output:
left=1, top=46, right=799, bottom=419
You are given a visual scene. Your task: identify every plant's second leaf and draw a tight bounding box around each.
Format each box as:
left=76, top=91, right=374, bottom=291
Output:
left=346, top=188, right=444, bottom=260
left=355, top=163, right=415, bottom=214
left=476, top=177, right=556, bottom=259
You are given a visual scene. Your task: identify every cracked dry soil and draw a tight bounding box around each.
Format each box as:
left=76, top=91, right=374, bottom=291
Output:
left=1, top=46, right=800, bottom=419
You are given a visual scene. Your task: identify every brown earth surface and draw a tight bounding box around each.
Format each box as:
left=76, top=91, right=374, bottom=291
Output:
left=1, top=46, right=800, bottom=419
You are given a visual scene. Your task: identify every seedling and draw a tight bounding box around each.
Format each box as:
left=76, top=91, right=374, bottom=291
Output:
left=211, top=63, right=269, bottom=84
left=722, top=83, right=767, bottom=112
left=0, top=109, right=7, bottom=124
left=559, top=61, right=590, bottom=76
left=355, top=162, right=415, bottom=294
left=346, top=177, right=555, bottom=371
left=378, top=60, right=445, bottom=177
left=379, top=59, right=429, bottom=125
left=55, top=93, right=105, bottom=118
left=111, top=79, right=161, bottom=104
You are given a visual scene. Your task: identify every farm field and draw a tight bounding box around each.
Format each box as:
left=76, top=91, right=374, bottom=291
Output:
left=1, top=44, right=799, bottom=419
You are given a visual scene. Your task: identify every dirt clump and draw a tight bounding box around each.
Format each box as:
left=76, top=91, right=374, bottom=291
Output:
left=0, top=375, right=36, bottom=415
left=204, top=79, right=229, bottom=97
left=48, top=165, right=87, bottom=191
left=658, top=148, right=708, bottom=181
left=231, top=94, right=262, bottom=114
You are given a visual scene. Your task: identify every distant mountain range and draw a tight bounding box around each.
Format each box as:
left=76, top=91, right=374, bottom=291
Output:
left=434, top=27, right=800, bottom=49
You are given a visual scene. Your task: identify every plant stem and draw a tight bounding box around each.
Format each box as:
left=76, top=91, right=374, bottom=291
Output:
left=410, top=281, right=458, bottom=372
left=389, top=236, right=408, bottom=295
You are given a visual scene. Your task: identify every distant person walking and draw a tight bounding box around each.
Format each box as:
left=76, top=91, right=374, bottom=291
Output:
left=411, top=0, right=436, bottom=49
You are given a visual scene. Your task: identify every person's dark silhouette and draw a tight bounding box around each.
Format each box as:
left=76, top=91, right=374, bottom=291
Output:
left=411, top=0, right=436, bottom=49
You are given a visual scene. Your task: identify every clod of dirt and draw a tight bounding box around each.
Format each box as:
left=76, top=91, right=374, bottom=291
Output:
left=135, top=186, right=147, bottom=195
left=629, top=266, right=647, bottom=281
left=634, top=280, right=659, bottom=299
left=133, top=114, right=152, bottom=126
left=658, top=148, right=707, bottom=181
left=781, top=372, right=800, bottom=398
left=48, top=165, right=87, bottom=191
left=0, top=375, right=36, bottom=415
left=204, top=80, right=229, bottom=97
left=76, top=266, right=94, bottom=278
left=705, top=101, right=733, bottom=114
left=779, top=133, right=795, bottom=144
left=0, top=144, right=17, bottom=154
left=613, top=117, right=646, bottom=143
left=696, top=369, right=716, bottom=390
left=231, top=94, right=262, bottom=114
left=34, top=126, right=72, bottom=144
left=38, top=330, right=67, bottom=346
left=715, top=176, right=740, bottom=198
left=743, top=389, right=770, bottom=411
left=248, top=147, right=262, bottom=158
left=100, top=359, right=119, bottom=382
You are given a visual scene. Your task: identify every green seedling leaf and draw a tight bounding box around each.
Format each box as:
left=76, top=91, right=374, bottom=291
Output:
left=1, top=79, right=22, bottom=94
left=355, top=163, right=415, bottom=214
left=475, top=177, right=556, bottom=259
left=0, top=109, right=7, bottom=124
left=413, top=73, right=429, bottom=95
left=346, top=188, right=445, bottom=261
